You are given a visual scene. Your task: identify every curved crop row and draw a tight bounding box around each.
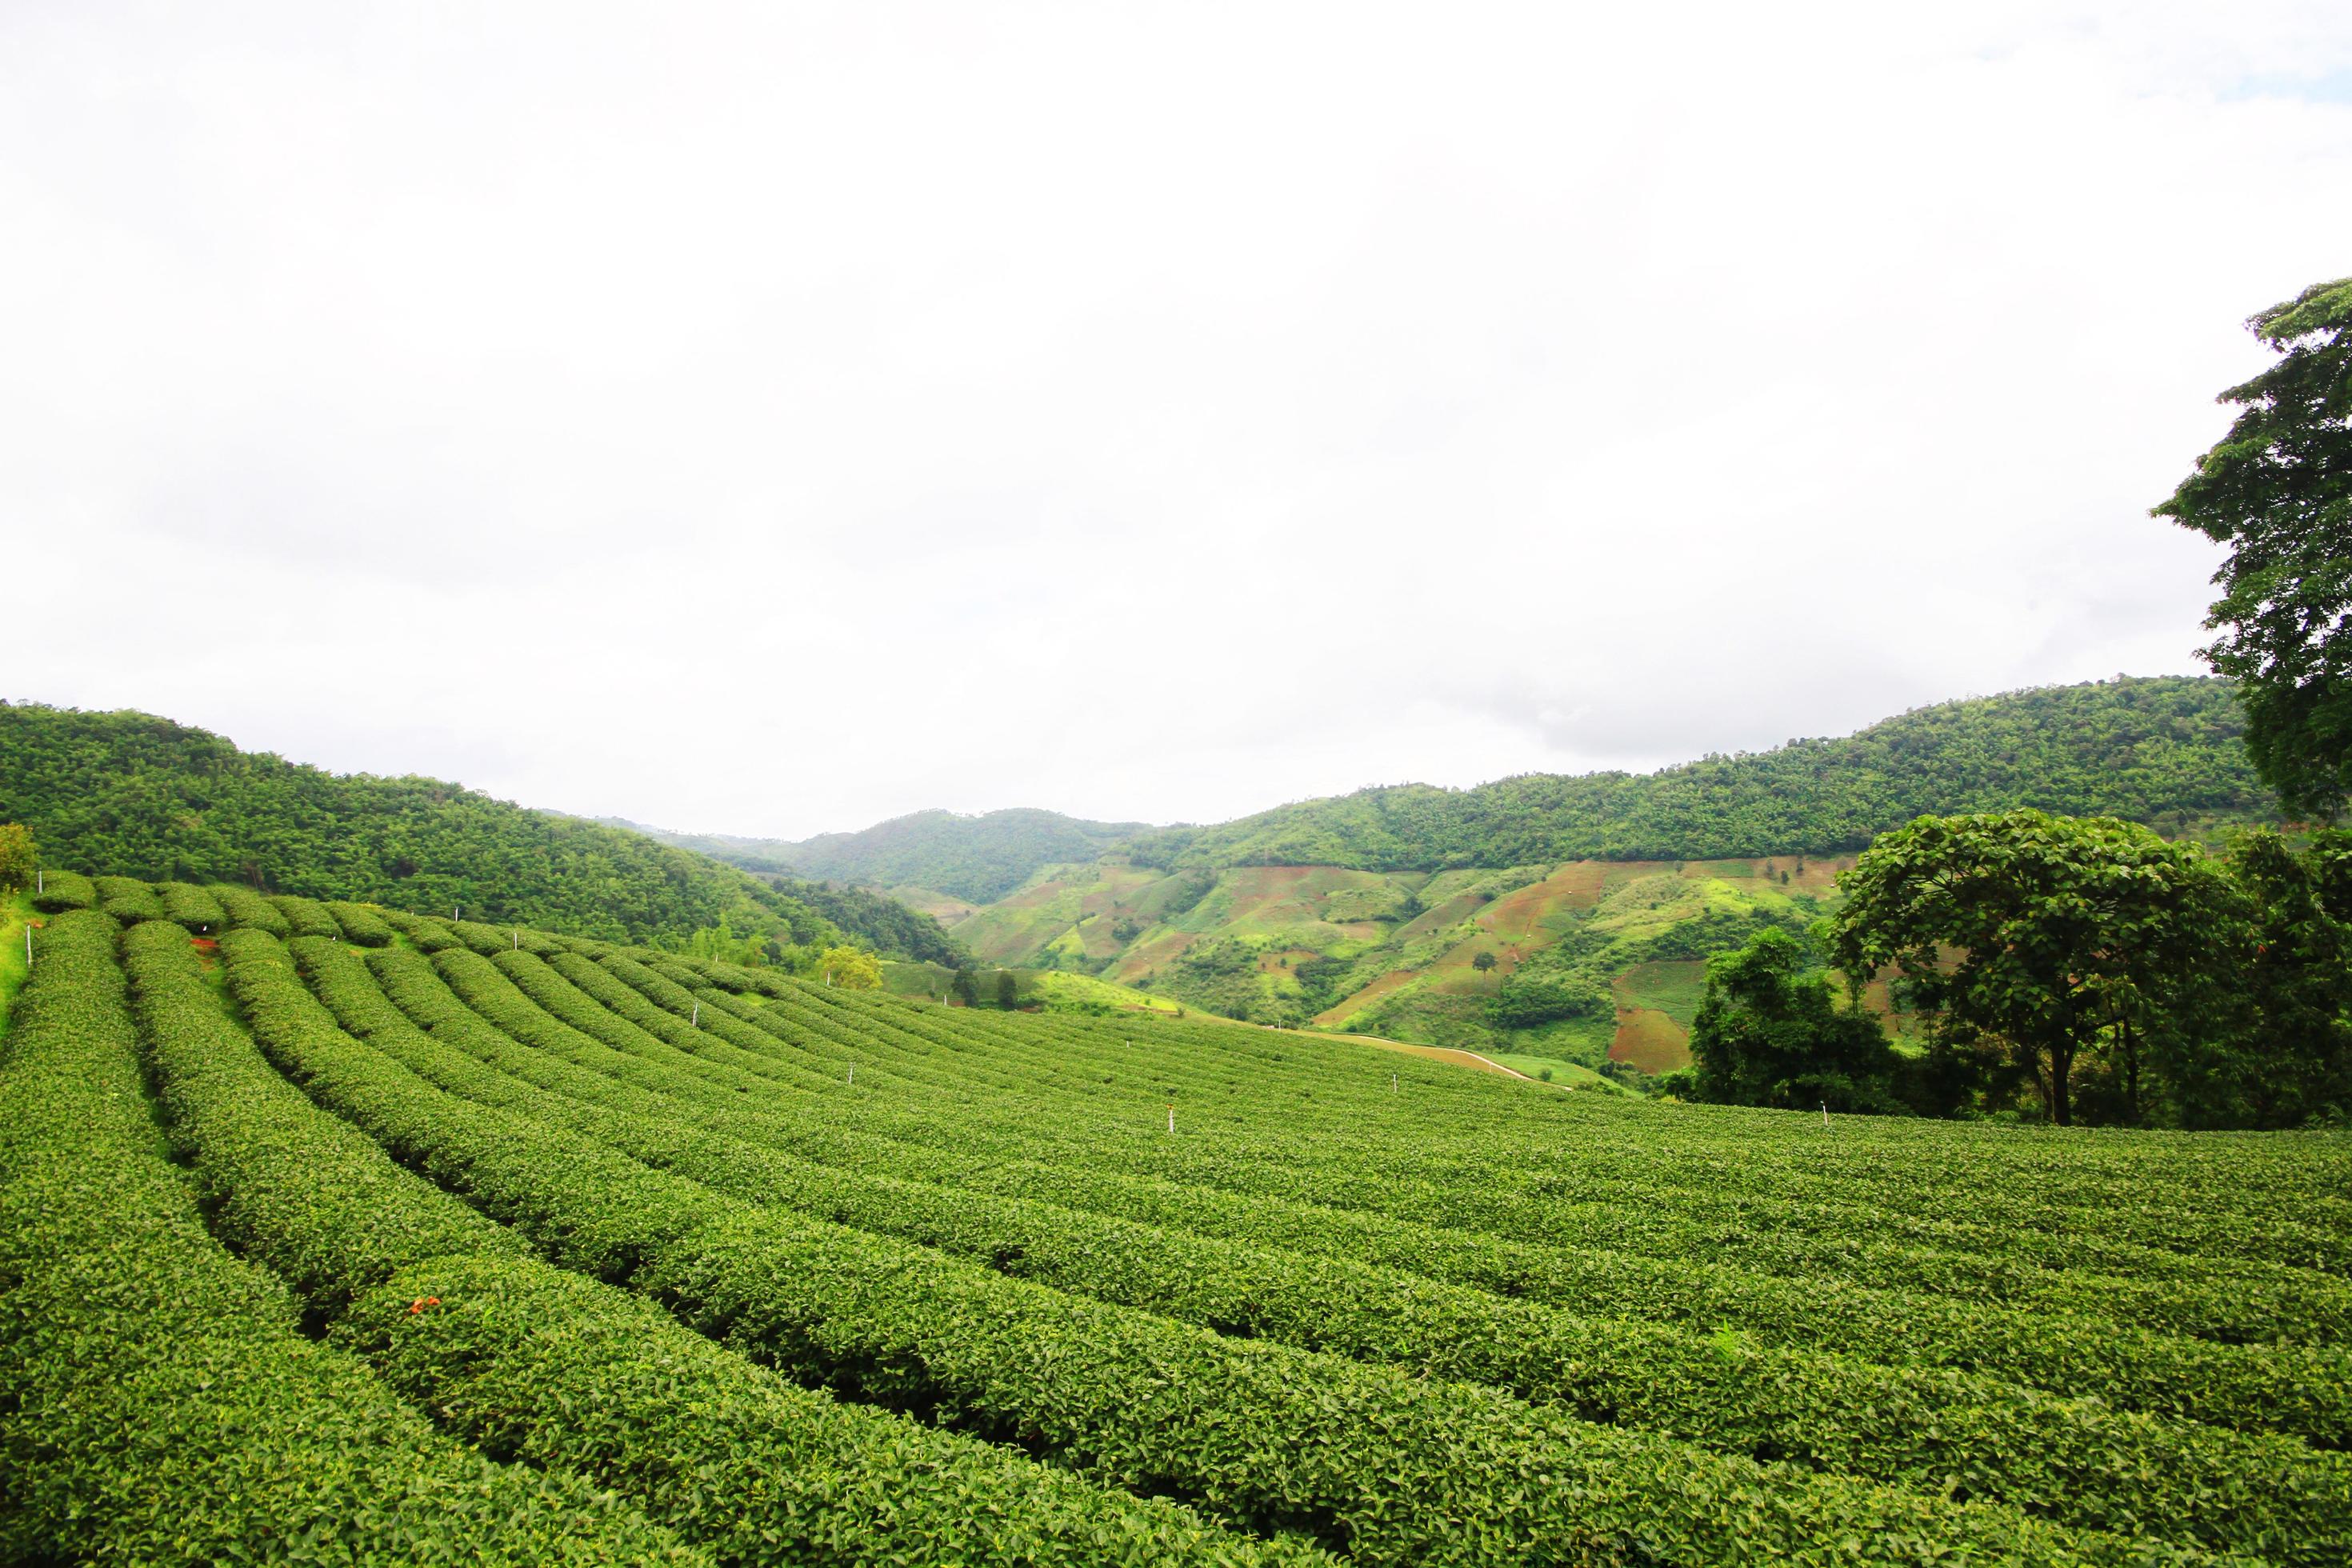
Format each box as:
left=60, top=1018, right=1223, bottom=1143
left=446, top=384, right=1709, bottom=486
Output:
left=0, top=910, right=694, bottom=1566
left=269, top=893, right=346, bottom=938
left=324, top=900, right=397, bottom=946
left=430, top=942, right=2352, bottom=1560
left=151, top=881, right=228, bottom=931
left=802, top=986, right=2352, bottom=1307
left=258, top=935, right=2214, bottom=1567
left=90, top=874, right=166, bottom=923
left=178, top=924, right=1327, bottom=1567
left=206, top=881, right=293, bottom=935
left=26, top=867, right=94, bottom=913
left=119, top=916, right=530, bottom=1311
left=602, top=959, right=2352, bottom=1433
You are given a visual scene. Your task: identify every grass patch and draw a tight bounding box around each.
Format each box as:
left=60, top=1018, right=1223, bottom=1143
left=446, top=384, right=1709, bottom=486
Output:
left=1614, top=959, right=1710, bottom=1029
left=1030, top=969, right=1183, bottom=1016
left=1486, top=1053, right=1628, bottom=1092
left=1610, top=1006, right=1691, bottom=1073
left=0, top=889, right=30, bottom=1042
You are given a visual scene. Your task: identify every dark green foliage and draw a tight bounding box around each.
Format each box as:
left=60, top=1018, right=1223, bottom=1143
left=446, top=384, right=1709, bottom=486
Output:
left=1157, top=936, right=1267, bottom=1022
left=1829, top=811, right=2245, bottom=1126
left=1686, top=930, right=1900, bottom=1113
left=29, top=866, right=94, bottom=913
left=762, top=873, right=967, bottom=965
left=2155, top=277, right=2352, bottom=819
left=0, top=911, right=699, bottom=1565
left=0, top=702, right=945, bottom=952
left=2179, top=829, right=2352, bottom=1129
left=622, top=806, right=1155, bottom=904
left=1486, top=972, right=1612, bottom=1030
left=1126, top=678, right=2267, bottom=870
left=994, top=967, right=1019, bottom=1009
left=952, top=966, right=980, bottom=1006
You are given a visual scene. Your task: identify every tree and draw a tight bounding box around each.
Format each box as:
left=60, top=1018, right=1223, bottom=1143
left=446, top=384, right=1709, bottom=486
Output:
left=2191, top=828, right=2352, bottom=1128
left=995, top=969, right=1020, bottom=1010
left=1485, top=971, right=1611, bottom=1030
left=1686, top=929, right=1899, bottom=1113
left=951, top=966, right=980, bottom=1006
left=819, top=945, right=882, bottom=991
left=2155, top=276, right=2352, bottom=819
left=1470, top=950, right=1498, bottom=981
left=1826, top=810, right=2242, bottom=1126
left=0, top=823, right=34, bottom=893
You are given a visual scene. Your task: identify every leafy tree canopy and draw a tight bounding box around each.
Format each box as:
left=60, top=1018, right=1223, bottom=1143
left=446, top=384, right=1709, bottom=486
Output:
left=2156, top=277, right=2352, bottom=820
left=819, top=945, right=884, bottom=991
left=1826, top=810, right=2241, bottom=1126
left=1685, top=928, right=1900, bottom=1114
left=2186, top=827, right=2352, bottom=1129
left=0, top=823, right=34, bottom=893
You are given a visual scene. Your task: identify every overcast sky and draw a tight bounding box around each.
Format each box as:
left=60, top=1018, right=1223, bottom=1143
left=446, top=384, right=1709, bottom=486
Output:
left=5, top=2, right=2349, bottom=840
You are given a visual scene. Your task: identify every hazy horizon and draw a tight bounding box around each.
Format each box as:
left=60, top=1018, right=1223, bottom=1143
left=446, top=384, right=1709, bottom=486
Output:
left=7, top=3, right=2348, bottom=838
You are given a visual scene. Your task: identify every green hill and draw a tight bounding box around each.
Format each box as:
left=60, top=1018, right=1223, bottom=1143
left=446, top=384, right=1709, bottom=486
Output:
left=938, top=678, right=2278, bottom=1068
left=1123, top=677, right=2269, bottom=871
left=618, top=806, right=1156, bottom=905
left=0, top=702, right=961, bottom=962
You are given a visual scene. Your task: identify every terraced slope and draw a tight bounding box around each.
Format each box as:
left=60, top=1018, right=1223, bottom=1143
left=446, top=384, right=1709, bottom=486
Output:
left=4, top=882, right=2349, bottom=1563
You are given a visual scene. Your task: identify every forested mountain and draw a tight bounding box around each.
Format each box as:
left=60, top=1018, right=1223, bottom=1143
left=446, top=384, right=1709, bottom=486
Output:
left=620, top=806, right=1156, bottom=904
left=0, top=702, right=961, bottom=959
left=1123, top=678, right=2270, bottom=872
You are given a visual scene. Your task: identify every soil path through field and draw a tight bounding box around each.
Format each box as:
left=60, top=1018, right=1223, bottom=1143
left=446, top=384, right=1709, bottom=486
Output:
left=1238, top=1019, right=1548, bottom=1084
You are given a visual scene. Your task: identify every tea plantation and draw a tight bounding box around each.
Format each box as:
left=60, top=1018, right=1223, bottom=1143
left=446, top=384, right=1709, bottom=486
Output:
left=4, top=879, right=2348, bottom=1564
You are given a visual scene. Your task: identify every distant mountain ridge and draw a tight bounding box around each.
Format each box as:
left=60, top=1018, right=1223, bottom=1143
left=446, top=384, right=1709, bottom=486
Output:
left=623, top=678, right=2270, bottom=914
left=1122, top=677, right=2270, bottom=871
left=614, top=807, right=1155, bottom=905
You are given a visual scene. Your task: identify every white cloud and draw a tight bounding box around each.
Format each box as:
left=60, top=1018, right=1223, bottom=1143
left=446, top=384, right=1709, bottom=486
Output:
left=4, top=1, right=2347, bottom=837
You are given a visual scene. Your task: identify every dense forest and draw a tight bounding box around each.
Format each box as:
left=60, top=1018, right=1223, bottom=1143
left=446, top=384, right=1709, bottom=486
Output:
left=1124, top=678, right=2270, bottom=871
left=0, top=703, right=960, bottom=959
left=621, top=806, right=1155, bottom=904
left=762, top=873, right=965, bottom=966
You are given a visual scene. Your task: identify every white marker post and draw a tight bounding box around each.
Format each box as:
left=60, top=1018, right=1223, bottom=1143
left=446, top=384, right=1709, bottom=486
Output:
left=1821, top=1100, right=1829, bottom=1128
left=848, top=1065, right=854, bottom=1086
left=691, top=1001, right=700, bottom=1027
left=1392, top=1071, right=1398, bottom=1094
left=24, top=925, right=30, bottom=969
left=1166, top=1102, right=1174, bottom=1135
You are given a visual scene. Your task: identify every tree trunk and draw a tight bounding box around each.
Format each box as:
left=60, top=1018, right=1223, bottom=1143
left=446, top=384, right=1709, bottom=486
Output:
left=2048, top=1042, right=2073, bottom=1126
